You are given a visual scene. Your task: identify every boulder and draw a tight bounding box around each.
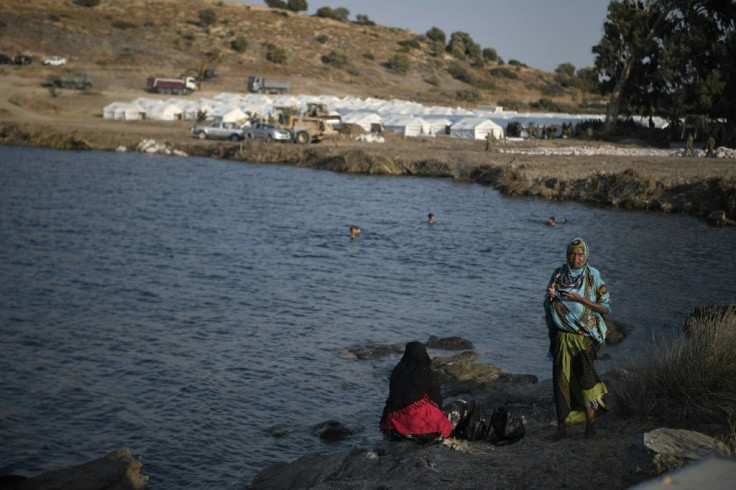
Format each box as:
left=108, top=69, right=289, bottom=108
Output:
left=707, top=210, right=736, bottom=226
left=1, top=448, right=147, bottom=490
left=643, top=428, right=732, bottom=474
left=425, top=335, right=474, bottom=350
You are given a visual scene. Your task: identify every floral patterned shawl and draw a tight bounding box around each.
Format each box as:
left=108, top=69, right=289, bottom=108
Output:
left=544, top=238, right=610, bottom=344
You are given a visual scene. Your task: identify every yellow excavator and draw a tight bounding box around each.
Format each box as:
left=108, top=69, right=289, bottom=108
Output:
left=183, top=51, right=222, bottom=90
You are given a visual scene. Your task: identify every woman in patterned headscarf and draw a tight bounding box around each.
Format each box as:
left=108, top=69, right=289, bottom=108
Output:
left=544, top=237, right=610, bottom=440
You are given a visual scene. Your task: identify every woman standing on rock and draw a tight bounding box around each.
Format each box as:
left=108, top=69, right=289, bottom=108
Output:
left=380, top=341, right=453, bottom=443
left=544, top=237, right=610, bottom=439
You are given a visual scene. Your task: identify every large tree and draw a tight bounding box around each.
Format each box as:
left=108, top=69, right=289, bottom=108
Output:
left=593, top=1, right=674, bottom=131
left=594, top=0, right=736, bottom=132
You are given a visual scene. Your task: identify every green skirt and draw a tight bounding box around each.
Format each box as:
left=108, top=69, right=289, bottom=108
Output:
left=552, top=331, right=608, bottom=426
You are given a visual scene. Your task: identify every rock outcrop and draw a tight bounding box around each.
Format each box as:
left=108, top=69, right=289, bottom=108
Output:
left=0, top=448, right=147, bottom=490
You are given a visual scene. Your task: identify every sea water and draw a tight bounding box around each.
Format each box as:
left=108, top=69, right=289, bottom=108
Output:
left=1, top=146, right=734, bottom=488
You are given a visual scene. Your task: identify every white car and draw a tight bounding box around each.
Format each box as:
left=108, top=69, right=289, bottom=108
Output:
left=42, top=56, right=67, bottom=66
left=245, top=122, right=292, bottom=142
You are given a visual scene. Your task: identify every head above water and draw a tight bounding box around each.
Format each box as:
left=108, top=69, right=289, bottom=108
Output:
left=349, top=225, right=361, bottom=239
left=566, top=237, right=589, bottom=269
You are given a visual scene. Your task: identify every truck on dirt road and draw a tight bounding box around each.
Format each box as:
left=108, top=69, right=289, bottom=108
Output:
left=52, top=71, right=94, bottom=90
left=247, top=75, right=290, bottom=95
left=146, top=76, right=196, bottom=95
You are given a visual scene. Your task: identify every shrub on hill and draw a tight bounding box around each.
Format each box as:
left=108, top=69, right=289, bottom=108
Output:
left=354, top=14, right=375, bottom=26
left=456, top=88, right=481, bottom=103
left=287, top=0, right=308, bottom=12
left=489, top=67, right=518, bottom=80
left=322, top=50, right=348, bottom=69
left=264, top=43, right=287, bottom=63
left=231, top=36, right=247, bottom=53
left=264, top=0, right=288, bottom=9
left=74, top=0, right=100, bottom=6
left=483, top=47, right=498, bottom=63
left=387, top=53, right=410, bottom=74
left=425, top=27, right=446, bottom=45
left=198, top=9, right=217, bottom=27
left=315, top=7, right=350, bottom=21
left=447, top=60, right=477, bottom=86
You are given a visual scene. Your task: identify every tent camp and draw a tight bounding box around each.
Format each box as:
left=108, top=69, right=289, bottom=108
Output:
left=382, top=115, right=432, bottom=137
left=103, top=102, right=145, bottom=121
left=450, top=117, right=504, bottom=140
left=341, top=112, right=383, bottom=132
left=425, top=117, right=453, bottom=136
left=146, top=100, right=184, bottom=121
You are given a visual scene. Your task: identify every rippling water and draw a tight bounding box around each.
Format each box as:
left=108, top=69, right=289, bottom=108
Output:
left=1, top=146, right=734, bottom=488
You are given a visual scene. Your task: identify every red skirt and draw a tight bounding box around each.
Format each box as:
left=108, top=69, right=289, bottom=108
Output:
left=380, top=395, right=453, bottom=438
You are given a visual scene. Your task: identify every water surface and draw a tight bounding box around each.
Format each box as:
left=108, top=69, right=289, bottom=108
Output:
left=1, top=146, right=734, bottom=488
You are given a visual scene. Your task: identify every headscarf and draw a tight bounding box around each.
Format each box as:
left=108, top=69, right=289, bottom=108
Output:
left=401, top=341, right=432, bottom=370
left=545, top=237, right=610, bottom=344
left=382, top=341, right=443, bottom=416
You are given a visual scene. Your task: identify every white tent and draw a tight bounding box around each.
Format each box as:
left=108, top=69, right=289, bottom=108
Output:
left=103, top=102, right=145, bottom=121
left=382, top=115, right=432, bottom=137
left=450, top=117, right=504, bottom=140
left=220, top=107, right=249, bottom=123
left=341, top=112, right=383, bottom=132
left=147, top=101, right=184, bottom=121
left=425, top=117, right=454, bottom=136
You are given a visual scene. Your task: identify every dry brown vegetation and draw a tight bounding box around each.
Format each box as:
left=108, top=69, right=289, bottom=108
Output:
left=0, top=0, right=600, bottom=110
left=614, top=305, right=736, bottom=435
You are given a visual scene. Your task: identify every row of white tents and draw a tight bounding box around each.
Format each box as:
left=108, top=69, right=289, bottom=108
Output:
left=103, top=92, right=666, bottom=140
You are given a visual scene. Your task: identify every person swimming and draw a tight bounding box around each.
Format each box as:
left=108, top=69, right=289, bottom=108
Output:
left=546, top=217, right=556, bottom=227
left=427, top=213, right=437, bottom=225
left=349, top=225, right=362, bottom=239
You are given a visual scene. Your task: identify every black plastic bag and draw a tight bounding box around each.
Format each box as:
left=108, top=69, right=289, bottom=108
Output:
left=444, top=400, right=525, bottom=445
left=488, top=407, right=525, bottom=445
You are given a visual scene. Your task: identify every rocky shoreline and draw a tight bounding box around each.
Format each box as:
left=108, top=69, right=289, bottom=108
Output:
left=2, top=121, right=735, bottom=226
left=6, top=331, right=732, bottom=490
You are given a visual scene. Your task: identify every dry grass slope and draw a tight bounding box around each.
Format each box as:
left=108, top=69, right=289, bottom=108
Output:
left=0, top=0, right=601, bottom=110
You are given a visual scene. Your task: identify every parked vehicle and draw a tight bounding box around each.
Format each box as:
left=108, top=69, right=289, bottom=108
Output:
left=13, top=54, right=32, bottom=65
left=190, top=120, right=246, bottom=141
left=273, top=105, right=338, bottom=144
left=51, top=71, right=94, bottom=90
left=244, top=122, right=292, bottom=142
left=146, top=76, right=196, bottom=95
left=0, top=53, right=13, bottom=64
left=247, top=75, right=290, bottom=95
left=42, top=56, right=67, bottom=66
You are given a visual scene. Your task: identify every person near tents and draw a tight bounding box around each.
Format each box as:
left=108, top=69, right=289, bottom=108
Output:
left=705, top=135, right=716, bottom=157
left=544, top=237, right=610, bottom=440
left=685, top=132, right=694, bottom=156
left=485, top=132, right=493, bottom=152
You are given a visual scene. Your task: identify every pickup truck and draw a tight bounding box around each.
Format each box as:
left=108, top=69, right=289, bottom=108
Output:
left=244, top=122, right=292, bottom=142
left=190, top=120, right=246, bottom=141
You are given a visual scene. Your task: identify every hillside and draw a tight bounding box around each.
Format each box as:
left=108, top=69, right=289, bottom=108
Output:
left=0, top=0, right=601, bottom=111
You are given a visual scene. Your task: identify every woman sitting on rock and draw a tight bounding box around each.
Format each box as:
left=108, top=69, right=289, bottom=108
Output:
left=380, top=341, right=454, bottom=444
left=380, top=341, right=525, bottom=445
